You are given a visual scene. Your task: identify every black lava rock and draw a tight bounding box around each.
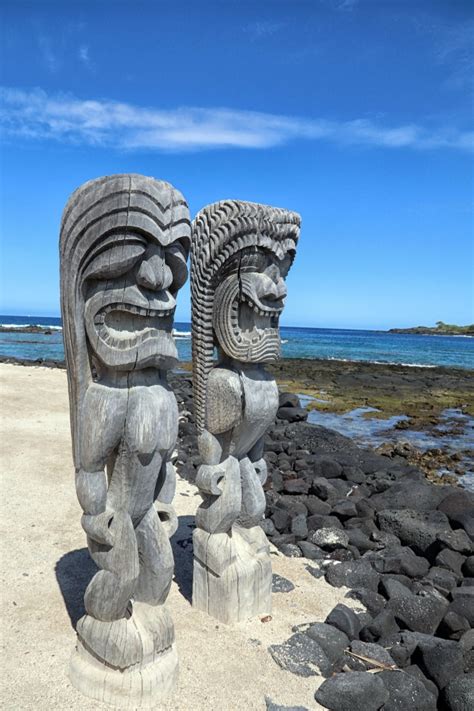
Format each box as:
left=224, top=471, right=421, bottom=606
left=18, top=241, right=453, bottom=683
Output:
left=311, top=527, right=349, bottom=551
left=377, top=509, right=450, bottom=557
left=359, top=609, right=399, bottom=643
left=424, top=566, right=458, bottom=596
left=449, top=586, right=474, bottom=626
left=345, top=588, right=387, bottom=616
left=364, top=546, right=430, bottom=578
left=325, top=560, right=380, bottom=591
left=298, top=541, right=326, bottom=560
left=438, top=491, right=474, bottom=538
left=435, top=548, right=466, bottom=577
left=268, top=633, right=333, bottom=677
left=344, top=640, right=395, bottom=671
left=315, top=671, right=389, bottom=711
left=272, top=574, right=295, bottom=593
left=442, top=674, right=474, bottom=711
left=437, top=529, right=473, bottom=555
left=415, top=638, right=464, bottom=690
left=325, top=604, right=362, bottom=640
left=387, top=587, right=449, bottom=634
left=378, top=669, right=437, bottom=710
left=304, top=622, right=349, bottom=663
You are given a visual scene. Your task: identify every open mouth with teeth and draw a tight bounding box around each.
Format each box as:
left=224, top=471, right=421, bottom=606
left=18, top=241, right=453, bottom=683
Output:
left=93, top=303, right=175, bottom=349
left=237, top=294, right=282, bottom=343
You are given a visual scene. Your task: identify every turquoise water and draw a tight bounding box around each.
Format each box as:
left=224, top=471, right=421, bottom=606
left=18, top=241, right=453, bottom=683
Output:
left=0, top=315, right=473, bottom=369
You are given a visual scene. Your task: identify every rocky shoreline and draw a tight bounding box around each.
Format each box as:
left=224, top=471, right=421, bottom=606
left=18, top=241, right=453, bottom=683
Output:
left=3, top=354, right=473, bottom=483
left=171, top=376, right=473, bottom=710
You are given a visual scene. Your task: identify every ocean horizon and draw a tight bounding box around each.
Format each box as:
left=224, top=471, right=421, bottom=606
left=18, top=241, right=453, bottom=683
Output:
left=1, top=314, right=473, bottom=370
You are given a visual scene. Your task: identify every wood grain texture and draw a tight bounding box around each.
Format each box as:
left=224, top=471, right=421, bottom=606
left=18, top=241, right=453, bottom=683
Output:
left=60, top=174, right=190, bottom=706
left=190, top=200, right=301, bottom=624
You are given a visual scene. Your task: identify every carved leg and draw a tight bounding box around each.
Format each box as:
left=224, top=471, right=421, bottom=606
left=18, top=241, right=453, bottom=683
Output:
left=69, top=508, right=178, bottom=707
left=192, top=456, right=271, bottom=623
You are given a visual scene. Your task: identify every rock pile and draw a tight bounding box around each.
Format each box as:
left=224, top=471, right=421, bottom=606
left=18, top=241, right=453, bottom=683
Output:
left=173, top=382, right=473, bottom=710
left=260, top=395, right=474, bottom=710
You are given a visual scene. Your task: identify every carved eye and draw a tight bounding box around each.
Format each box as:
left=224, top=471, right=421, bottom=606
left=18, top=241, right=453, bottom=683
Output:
left=84, top=242, right=146, bottom=280
left=165, top=242, right=188, bottom=292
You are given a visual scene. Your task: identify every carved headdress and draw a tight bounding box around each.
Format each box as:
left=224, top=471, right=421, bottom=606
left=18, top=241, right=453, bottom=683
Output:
left=190, top=200, right=300, bottom=433
left=60, top=174, right=190, bottom=468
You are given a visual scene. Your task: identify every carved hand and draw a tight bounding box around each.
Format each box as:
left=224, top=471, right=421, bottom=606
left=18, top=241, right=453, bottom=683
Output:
left=195, top=463, right=228, bottom=496
left=81, top=510, right=115, bottom=547
left=75, top=468, right=108, bottom=515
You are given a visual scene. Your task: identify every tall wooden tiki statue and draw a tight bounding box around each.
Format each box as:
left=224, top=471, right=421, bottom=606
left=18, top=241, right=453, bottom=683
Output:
left=60, top=174, right=190, bottom=706
left=191, top=200, right=300, bottom=623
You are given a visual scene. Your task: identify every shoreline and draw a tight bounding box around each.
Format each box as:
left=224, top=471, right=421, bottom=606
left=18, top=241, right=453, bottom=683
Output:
left=2, top=355, right=472, bottom=485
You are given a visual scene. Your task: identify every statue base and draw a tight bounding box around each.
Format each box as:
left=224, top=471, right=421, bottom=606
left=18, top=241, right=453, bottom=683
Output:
left=69, top=641, right=178, bottom=708
left=192, top=524, right=272, bottom=624
left=69, top=603, right=178, bottom=707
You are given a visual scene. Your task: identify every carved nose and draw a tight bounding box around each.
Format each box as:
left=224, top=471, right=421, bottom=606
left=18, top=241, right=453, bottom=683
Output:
left=264, top=277, right=286, bottom=301
left=136, top=253, right=173, bottom=291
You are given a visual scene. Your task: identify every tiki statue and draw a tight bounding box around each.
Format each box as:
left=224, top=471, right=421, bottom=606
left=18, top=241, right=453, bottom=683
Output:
left=190, top=200, right=300, bottom=623
left=60, top=174, right=190, bottom=706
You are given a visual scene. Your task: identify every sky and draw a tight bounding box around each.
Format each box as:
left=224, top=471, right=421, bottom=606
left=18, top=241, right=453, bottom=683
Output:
left=0, top=0, right=473, bottom=329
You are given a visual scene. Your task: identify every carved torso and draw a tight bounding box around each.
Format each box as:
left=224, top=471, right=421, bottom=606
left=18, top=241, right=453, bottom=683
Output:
left=205, top=364, right=278, bottom=459
left=230, top=367, right=278, bottom=458
left=81, top=379, right=178, bottom=523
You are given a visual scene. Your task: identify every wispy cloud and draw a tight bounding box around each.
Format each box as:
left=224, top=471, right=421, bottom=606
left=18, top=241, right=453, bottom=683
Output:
left=0, top=87, right=472, bottom=153
left=37, top=35, right=58, bottom=73
left=244, top=20, right=285, bottom=40
left=78, top=44, right=93, bottom=70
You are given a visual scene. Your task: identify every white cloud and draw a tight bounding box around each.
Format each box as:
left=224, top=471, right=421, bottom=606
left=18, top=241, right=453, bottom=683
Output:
left=0, top=87, right=472, bottom=153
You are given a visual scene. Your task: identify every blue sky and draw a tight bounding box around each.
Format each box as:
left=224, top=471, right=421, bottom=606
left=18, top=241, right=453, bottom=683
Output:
left=0, top=0, right=473, bottom=329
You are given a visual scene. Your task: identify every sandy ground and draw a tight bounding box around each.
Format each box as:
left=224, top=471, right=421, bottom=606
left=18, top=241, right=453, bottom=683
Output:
left=0, top=364, right=353, bottom=711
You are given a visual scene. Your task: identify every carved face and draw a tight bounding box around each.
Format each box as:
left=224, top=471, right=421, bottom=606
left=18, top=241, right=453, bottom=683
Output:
left=213, top=250, right=291, bottom=363
left=83, top=232, right=188, bottom=371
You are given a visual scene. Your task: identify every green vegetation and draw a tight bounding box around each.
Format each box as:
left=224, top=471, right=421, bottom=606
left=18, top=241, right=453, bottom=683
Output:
left=389, top=321, right=474, bottom=336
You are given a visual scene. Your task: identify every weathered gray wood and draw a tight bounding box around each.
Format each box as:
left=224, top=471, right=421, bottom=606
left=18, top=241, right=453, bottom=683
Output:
left=60, top=174, right=190, bottom=706
left=190, top=200, right=301, bottom=624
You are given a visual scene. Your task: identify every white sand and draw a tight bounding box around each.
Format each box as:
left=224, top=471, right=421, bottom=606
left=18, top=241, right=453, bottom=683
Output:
left=0, top=363, right=353, bottom=710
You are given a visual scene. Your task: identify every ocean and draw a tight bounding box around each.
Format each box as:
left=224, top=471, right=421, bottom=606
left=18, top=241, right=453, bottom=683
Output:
left=1, top=315, right=473, bottom=369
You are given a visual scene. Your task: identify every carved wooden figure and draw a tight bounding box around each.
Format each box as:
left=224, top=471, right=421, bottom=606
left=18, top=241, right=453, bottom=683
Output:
left=190, top=200, right=300, bottom=624
left=60, top=174, right=190, bottom=707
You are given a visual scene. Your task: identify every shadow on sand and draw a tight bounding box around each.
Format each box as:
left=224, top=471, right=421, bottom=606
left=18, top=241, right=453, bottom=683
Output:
left=55, top=548, right=98, bottom=629
left=171, top=514, right=195, bottom=604
left=55, top=514, right=196, bottom=628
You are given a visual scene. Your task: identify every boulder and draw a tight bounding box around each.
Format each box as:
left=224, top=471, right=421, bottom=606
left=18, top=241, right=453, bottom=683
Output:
left=277, top=406, right=308, bottom=423
left=442, top=674, right=474, bottom=711
left=449, top=587, right=474, bottom=626
left=311, top=527, right=349, bottom=551
left=437, top=529, right=473, bottom=555
left=359, top=609, right=399, bottom=643
left=304, top=622, right=349, bottom=663
left=438, top=491, right=474, bottom=538
left=344, top=640, right=395, bottom=671
left=315, top=671, right=389, bottom=711
left=345, top=588, right=387, bottom=616
left=268, top=633, right=333, bottom=677
left=370, top=481, right=450, bottom=512
left=378, top=669, right=437, bottom=710
left=416, top=638, right=464, bottom=690
left=325, top=604, right=362, bottom=640
left=377, top=509, right=450, bottom=557
left=325, top=560, right=380, bottom=591
left=387, top=587, right=449, bottom=634
left=312, top=455, right=343, bottom=479
left=272, top=574, right=295, bottom=593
